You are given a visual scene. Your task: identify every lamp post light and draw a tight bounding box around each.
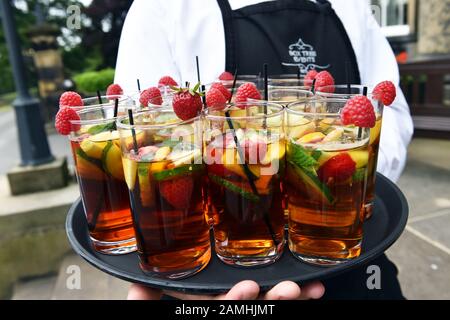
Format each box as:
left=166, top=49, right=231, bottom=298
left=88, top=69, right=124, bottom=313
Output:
left=0, top=0, right=54, bottom=166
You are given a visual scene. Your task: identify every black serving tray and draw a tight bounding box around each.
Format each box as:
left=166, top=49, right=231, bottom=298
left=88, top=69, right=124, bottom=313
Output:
left=66, top=173, right=408, bottom=294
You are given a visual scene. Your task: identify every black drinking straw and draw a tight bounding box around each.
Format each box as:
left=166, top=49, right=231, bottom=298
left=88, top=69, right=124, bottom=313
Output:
left=297, top=68, right=301, bottom=87
left=224, top=69, right=278, bottom=245
left=137, top=79, right=141, bottom=92
left=97, top=90, right=103, bottom=104
left=196, top=56, right=201, bottom=85
left=311, top=78, right=317, bottom=94
left=201, top=84, right=206, bottom=109
left=113, top=98, right=119, bottom=118
left=128, top=109, right=139, bottom=154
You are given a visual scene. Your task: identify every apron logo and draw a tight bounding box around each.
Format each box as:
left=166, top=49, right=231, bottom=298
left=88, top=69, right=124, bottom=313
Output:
left=282, top=38, right=330, bottom=75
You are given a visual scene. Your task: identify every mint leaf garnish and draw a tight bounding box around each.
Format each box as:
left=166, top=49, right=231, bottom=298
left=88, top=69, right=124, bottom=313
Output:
left=288, top=141, right=318, bottom=169
left=88, top=122, right=116, bottom=135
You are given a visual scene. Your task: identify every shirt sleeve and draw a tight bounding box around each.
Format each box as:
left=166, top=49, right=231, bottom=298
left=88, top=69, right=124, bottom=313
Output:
left=114, top=0, right=180, bottom=94
left=357, top=3, right=415, bottom=183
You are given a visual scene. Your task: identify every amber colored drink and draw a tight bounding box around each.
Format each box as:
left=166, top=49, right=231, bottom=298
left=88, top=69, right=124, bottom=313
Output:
left=286, top=99, right=370, bottom=265
left=70, top=134, right=136, bottom=255
left=125, top=153, right=211, bottom=278
left=118, top=110, right=211, bottom=279
left=205, top=102, right=286, bottom=267
left=364, top=116, right=382, bottom=219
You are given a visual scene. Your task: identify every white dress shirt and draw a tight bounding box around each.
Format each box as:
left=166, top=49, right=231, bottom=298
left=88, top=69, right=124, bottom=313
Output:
left=115, top=0, right=414, bottom=182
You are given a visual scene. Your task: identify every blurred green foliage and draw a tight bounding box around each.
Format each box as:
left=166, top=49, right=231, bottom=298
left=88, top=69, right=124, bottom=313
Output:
left=0, top=0, right=132, bottom=95
left=74, top=68, right=115, bottom=94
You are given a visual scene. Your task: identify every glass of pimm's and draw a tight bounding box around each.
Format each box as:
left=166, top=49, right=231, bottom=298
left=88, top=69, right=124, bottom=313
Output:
left=117, top=109, right=211, bottom=279
left=204, top=101, right=286, bottom=267
left=69, top=96, right=137, bottom=255
left=286, top=97, right=371, bottom=265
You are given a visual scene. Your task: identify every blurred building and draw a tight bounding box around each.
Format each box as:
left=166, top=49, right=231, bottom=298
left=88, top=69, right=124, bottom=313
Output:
left=370, top=0, right=450, bottom=137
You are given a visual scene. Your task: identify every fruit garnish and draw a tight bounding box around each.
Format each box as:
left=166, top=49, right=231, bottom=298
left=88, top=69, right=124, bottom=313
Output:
left=106, top=84, right=123, bottom=98
left=102, top=141, right=125, bottom=180
left=369, top=119, right=382, bottom=145
left=373, top=81, right=396, bottom=106
left=137, top=164, right=154, bottom=207
left=297, top=132, right=326, bottom=144
left=55, top=107, right=81, bottom=135
left=154, top=146, right=171, bottom=161
left=206, top=88, right=227, bottom=110
left=211, top=82, right=232, bottom=101
left=122, top=157, right=137, bottom=190
left=59, top=91, right=83, bottom=108
left=140, top=87, right=163, bottom=106
left=322, top=128, right=344, bottom=143
left=317, top=153, right=356, bottom=183
left=160, top=176, right=193, bottom=209
left=315, top=71, right=335, bottom=93
left=219, top=71, right=234, bottom=81
left=153, top=164, right=203, bottom=181
left=288, top=141, right=318, bottom=169
left=261, top=141, right=286, bottom=166
left=158, top=76, right=178, bottom=87
left=288, top=164, right=334, bottom=204
left=75, top=148, right=104, bottom=180
left=341, top=95, right=376, bottom=128
left=87, top=123, right=117, bottom=135
left=172, top=83, right=203, bottom=121
left=209, top=174, right=259, bottom=202
left=80, top=139, right=106, bottom=159
left=235, top=83, right=262, bottom=104
left=289, top=122, right=316, bottom=140
left=304, top=69, right=318, bottom=86
left=348, top=150, right=369, bottom=168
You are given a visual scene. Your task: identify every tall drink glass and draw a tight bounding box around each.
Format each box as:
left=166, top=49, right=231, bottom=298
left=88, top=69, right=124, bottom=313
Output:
left=286, top=98, right=370, bottom=265
left=204, top=101, right=286, bottom=267
left=117, top=110, right=211, bottom=279
left=69, top=96, right=137, bottom=254
left=316, top=85, right=383, bottom=219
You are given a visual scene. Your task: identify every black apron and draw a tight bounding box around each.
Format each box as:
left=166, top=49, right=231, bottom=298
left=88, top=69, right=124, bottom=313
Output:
left=214, top=0, right=406, bottom=301
left=217, top=0, right=360, bottom=84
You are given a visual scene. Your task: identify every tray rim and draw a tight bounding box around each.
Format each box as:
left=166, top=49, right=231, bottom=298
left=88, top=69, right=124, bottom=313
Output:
left=66, top=173, right=409, bottom=294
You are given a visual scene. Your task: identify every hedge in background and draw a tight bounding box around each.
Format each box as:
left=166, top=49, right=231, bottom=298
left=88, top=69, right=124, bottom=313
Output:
left=73, top=68, right=115, bottom=94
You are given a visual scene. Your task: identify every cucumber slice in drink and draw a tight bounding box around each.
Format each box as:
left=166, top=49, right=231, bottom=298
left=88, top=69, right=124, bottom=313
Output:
left=101, top=141, right=125, bottom=180
left=209, top=174, right=259, bottom=202
left=153, top=164, right=203, bottom=181
left=292, top=166, right=334, bottom=204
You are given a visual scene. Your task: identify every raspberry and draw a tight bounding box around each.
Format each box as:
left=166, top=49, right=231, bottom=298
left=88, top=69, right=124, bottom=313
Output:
left=173, top=89, right=203, bottom=121
left=158, top=76, right=178, bottom=87
left=106, top=84, right=123, bottom=97
left=341, top=95, right=376, bottom=128
left=219, top=71, right=234, bottom=81
left=140, top=87, right=163, bottom=106
left=304, top=69, right=318, bottom=86
left=55, top=107, right=81, bottom=135
left=235, top=83, right=262, bottom=105
left=206, top=88, right=227, bottom=110
left=318, top=153, right=356, bottom=183
left=315, top=71, right=335, bottom=93
left=210, top=82, right=232, bottom=101
left=59, top=91, right=83, bottom=108
left=373, top=81, right=396, bottom=106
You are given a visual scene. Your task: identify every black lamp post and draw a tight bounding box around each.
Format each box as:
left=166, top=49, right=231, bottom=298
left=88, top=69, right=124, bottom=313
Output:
left=0, top=0, right=54, bottom=166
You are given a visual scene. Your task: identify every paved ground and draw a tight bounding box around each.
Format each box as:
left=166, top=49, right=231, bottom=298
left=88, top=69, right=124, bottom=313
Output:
left=2, top=105, right=450, bottom=300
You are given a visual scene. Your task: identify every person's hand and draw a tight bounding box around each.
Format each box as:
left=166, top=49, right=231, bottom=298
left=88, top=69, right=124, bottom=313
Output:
left=127, top=280, right=324, bottom=300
